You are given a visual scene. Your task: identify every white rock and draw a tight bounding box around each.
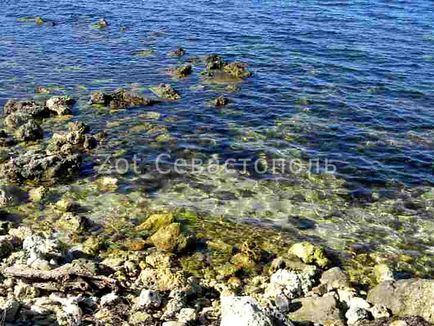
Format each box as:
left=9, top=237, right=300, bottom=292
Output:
left=369, top=304, right=390, bottom=319
left=178, top=308, right=197, bottom=323
left=345, top=306, right=370, bottom=325
left=100, top=292, right=120, bottom=306
left=220, top=296, right=273, bottom=326
left=269, top=269, right=302, bottom=299
left=349, top=297, right=371, bottom=310
left=139, top=289, right=162, bottom=308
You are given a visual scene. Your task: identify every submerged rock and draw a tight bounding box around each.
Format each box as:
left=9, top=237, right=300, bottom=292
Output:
left=136, top=212, right=175, bottom=233
left=220, top=296, right=273, bottom=326
left=168, top=47, right=186, bottom=57
left=367, top=278, right=434, bottom=323
left=1, top=151, right=82, bottom=184
left=148, top=223, right=190, bottom=253
left=15, top=120, right=43, bottom=142
left=212, top=95, right=229, bottom=107
left=46, top=96, right=75, bottom=115
left=288, top=241, right=330, bottom=268
left=170, top=64, right=192, bottom=78
left=90, top=89, right=155, bottom=109
left=95, top=18, right=109, bottom=29
left=149, top=84, right=181, bottom=100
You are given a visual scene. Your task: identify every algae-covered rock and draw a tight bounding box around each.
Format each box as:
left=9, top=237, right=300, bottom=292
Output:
left=94, top=18, right=109, bottom=29
left=205, top=54, right=225, bottom=70
left=212, top=95, right=229, bottom=107
left=220, top=296, right=273, bottom=326
left=168, top=48, right=186, bottom=57
left=90, top=89, right=156, bottom=109
left=15, top=120, right=43, bottom=142
left=4, top=112, right=34, bottom=129
left=367, top=278, right=434, bottom=323
left=149, top=84, right=181, bottom=100
left=148, top=222, right=190, bottom=253
left=171, top=64, right=192, bottom=78
left=373, top=263, right=394, bottom=283
left=82, top=236, right=104, bottom=256
left=29, top=186, right=47, bottom=203
left=46, top=96, right=75, bottom=115
left=136, top=212, right=175, bottom=234
left=288, top=241, right=330, bottom=268
left=223, top=62, right=252, bottom=78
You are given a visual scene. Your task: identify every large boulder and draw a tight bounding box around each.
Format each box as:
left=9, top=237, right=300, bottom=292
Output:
left=367, top=279, right=434, bottom=323
left=220, top=296, right=273, bottom=326
left=1, top=151, right=82, bottom=184
left=288, top=294, right=345, bottom=326
left=3, top=99, right=48, bottom=117
left=46, top=96, right=75, bottom=115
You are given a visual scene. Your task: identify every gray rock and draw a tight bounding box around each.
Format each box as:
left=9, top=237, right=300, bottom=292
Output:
left=320, top=267, right=350, bottom=290
left=3, top=99, right=48, bottom=117
left=46, top=96, right=74, bottom=115
left=345, top=306, right=370, bottom=325
left=369, top=305, right=390, bottom=319
left=288, top=294, right=345, bottom=326
left=149, top=84, right=181, bottom=100
left=367, top=278, right=434, bottom=323
left=15, top=120, right=43, bottom=142
left=1, top=151, right=82, bottom=184
left=1, top=298, right=20, bottom=322
left=23, top=234, right=63, bottom=267
left=177, top=308, right=197, bottom=323
left=220, top=296, right=273, bottom=326
left=139, top=289, right=162, bottom=309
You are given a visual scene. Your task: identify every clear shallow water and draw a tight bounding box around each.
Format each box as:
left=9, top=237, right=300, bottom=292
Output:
left=0, top=0, right=433, bottom=274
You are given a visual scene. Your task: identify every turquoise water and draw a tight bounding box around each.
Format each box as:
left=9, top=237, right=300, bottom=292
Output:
left=0, top=1, right=433, bottom=274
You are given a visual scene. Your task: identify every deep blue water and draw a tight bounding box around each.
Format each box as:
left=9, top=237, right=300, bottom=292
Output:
left=0, top=0, right=433, bottom=189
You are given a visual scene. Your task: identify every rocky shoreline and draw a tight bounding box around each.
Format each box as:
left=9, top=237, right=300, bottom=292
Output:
left=0, top=27, right=432, bottom=325
left=0, top=218, right=432, bottom=325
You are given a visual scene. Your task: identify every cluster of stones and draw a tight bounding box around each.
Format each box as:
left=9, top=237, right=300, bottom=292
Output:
left=0, top=96, right=100, bottom=185
left=0, top=207, right=431, bottom=325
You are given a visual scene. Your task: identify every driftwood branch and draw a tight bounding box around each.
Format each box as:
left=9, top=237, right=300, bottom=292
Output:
left=1, top=264, right=118, bottom=292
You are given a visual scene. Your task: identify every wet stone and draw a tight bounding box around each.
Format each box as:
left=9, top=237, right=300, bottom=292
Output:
left=1, top=151, right=82, bottom=184
left=46, top=96, right=75, bottom=115
left=212, top=95, right=229, bottom=107
left=15, top=120, right=43, bottom=142
left=168, top=47, right=186, bottom=57
left=3, top=99, right=48, bottom=118
left=149, top=84, right=181, bottom=100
